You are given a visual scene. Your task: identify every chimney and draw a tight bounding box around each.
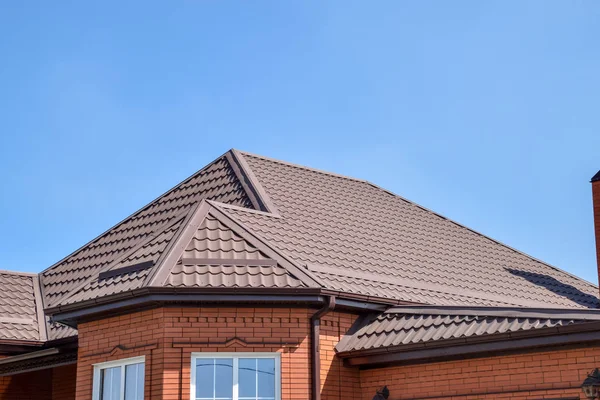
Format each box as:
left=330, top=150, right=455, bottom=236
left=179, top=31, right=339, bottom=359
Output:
left=592, top=170, right=600, bottom=294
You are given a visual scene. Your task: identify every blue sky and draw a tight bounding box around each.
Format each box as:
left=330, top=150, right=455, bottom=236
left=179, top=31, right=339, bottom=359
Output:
left=1, top=2, right=599, bottom=284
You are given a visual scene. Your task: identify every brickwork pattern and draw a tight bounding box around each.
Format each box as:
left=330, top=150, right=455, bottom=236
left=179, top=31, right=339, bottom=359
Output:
left=0, top=364, right=74, bottom=400
left=75, top=307, right=314, bottom=400
left=320, top=311, right=361, bottom=400
left=359, top=346, right=600, bottom=400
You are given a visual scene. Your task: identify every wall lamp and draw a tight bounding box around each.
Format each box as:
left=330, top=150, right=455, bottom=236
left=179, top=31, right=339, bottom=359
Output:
left=582, top=369, right=600, bottom=399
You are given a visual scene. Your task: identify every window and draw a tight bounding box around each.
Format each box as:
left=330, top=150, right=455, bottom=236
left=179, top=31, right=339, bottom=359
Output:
left=92, top=356, right=145, bottom=400
left=191, top=353, right=281, bottom=400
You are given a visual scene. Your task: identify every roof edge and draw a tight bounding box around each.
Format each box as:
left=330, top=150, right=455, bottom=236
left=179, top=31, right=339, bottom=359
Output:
left=386, top=305, right=600, bottom=319
left=339, top=320, right=600, bottom=366
left=592, top=170, right=600, bottom=182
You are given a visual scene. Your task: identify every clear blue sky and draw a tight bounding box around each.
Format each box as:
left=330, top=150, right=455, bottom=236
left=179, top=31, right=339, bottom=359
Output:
left=1, top=2, right=599, bottom=284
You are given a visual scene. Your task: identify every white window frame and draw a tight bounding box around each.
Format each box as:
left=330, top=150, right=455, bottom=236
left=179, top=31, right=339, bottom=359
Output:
left=92, top=355, right=145, bottom=400
left=190, top=352, right=281, bottom=400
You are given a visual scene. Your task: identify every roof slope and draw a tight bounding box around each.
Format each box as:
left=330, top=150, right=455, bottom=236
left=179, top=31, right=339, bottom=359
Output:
left=336, top=306, right=600, bottom=354
left=40, top=154, right=255, bottom=310
left=0, top=271, right=44, bottom=342
left=220, top=151, right=599, bottom=309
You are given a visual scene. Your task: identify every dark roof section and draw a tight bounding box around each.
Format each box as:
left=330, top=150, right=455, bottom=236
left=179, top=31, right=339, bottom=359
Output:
left=220, top=151, right=599, bottom=309
left=592, top=170, right=600, bottom=182
left=335, top=306, right=600, bottom=355
left=0, top=271, right=45, bottom=342
left=0, top=348, right=77, bottom=376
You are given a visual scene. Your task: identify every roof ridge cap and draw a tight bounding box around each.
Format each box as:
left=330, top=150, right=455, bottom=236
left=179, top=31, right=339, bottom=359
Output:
left=0, top=269, right=37, bottom=277
left=228, top=150, right=280, bottom=215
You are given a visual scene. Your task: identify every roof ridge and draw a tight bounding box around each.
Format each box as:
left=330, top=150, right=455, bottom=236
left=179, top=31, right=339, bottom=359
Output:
left=229, top=150, right=280, bottom=215
left=238, top=149, right=598, bottom=291
left=40, top=150, right=240, bottom=276
left=0, top=270, right=37, bottom=277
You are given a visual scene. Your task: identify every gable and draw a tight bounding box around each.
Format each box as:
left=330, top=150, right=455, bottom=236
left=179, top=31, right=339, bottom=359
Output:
left=164, top=214, right=305, bottom=289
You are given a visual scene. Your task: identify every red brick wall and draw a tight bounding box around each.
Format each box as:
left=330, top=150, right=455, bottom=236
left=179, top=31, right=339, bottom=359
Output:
left=359, top=346, right=600, bottom=400
left=52, top=364, right=77, bottom=400
left=320, top=311, right=361, bottom=400
left=0, top=368, right=53, bottom=400
left=75, top=307, right=315, bottom=400
left=76, top=308, right=166, bottom=400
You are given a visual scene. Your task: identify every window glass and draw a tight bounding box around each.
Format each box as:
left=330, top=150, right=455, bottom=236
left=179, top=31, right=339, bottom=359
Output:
left=101, top=366, right=121, bottom=400
left=238, top=359, right=257, bottom=399
left=195, top=359, right=215, bottom=399
left=214, top=359, right=233, bottom=399
left=125, top=363, right=145, bottom=400
left=94, top=358, right=145, bottom=400
left=257, top=358, right=275, bottom=399
left=193, top=355, right=278, bottom=400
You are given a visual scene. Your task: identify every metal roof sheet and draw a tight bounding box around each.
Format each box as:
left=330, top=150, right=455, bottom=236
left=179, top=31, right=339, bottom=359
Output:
left=0, top=271, right=42, bottom=341
left=335, top=307, right=600, bottom=354
left=221, top=151, right=599, bottom=309
left=40, top=155, right=254, bottom=310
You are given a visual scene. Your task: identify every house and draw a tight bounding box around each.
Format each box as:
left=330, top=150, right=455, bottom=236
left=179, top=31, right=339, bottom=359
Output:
left=1, top=149, right=600, bottom=400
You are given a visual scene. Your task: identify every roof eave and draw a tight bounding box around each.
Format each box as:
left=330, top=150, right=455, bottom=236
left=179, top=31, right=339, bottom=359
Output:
left=338, top=320, right=600, bottom=367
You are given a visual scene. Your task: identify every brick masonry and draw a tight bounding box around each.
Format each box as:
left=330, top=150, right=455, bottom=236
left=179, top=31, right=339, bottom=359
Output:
left=359, top=346, right=600, bottom=400
left=0, top=364, right=75, bottom=400
left=3, top=308, right=600, bottom=400
left=75, top=307, right=348, bottom=400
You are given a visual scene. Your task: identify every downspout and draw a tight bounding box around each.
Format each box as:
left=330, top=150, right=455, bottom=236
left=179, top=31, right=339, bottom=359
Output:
left=311, top=296, right=336, bottom=400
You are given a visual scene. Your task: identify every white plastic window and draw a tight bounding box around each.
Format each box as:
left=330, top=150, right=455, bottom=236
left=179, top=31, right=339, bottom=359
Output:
left=92, top=356, right=145, bottom=400
left=191, top=353, right=281, bottom=400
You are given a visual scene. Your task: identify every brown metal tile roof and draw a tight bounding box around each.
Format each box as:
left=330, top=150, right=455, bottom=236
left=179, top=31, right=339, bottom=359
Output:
left=220, top=151, right=599, bottom=309
left=40, top=155, right=254, bottom=310
left=5, top=148, right=599, bottom=347
left=335, top=307, right=600, bottom=354
left=167, top=264, right=304, bottom=288
left=0, top=271, right=43, bottom=342
left=61, top=218, right=186, bottom=305
left=165, top=215, right=305, bottom=288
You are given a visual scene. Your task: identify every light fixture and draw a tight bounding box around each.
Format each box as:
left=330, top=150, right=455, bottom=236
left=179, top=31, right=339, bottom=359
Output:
left=582, top=369, right=600, bottom=399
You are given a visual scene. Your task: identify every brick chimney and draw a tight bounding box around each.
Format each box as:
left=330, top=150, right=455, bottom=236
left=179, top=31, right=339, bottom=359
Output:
left=592, top=171, right=600, bottom=293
